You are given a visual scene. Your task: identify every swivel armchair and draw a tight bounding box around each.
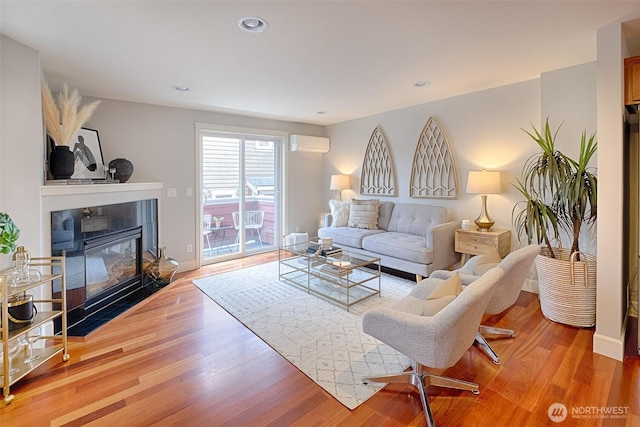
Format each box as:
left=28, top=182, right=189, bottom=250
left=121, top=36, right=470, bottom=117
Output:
left=430, top=244, right=540, bottom=364
left=362, top=268, right=505, bottom=427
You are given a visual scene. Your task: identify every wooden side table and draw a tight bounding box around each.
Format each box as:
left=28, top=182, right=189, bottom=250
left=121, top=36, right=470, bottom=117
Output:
left=455, top=228, right=511, bottom=266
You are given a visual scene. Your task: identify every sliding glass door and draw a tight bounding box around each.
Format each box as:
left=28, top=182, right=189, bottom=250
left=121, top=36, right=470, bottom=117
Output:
left=197, top=124, right=282, bottom=265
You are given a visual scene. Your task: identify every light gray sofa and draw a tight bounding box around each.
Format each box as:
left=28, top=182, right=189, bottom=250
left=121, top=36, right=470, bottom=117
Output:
left=318, top=202, right=461, bottom=280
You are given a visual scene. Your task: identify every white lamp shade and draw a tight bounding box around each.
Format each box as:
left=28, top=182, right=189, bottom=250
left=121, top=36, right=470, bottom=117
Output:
left=466, top=170, right=502, bottom=194
left=330, top=174, right=350, bottom=190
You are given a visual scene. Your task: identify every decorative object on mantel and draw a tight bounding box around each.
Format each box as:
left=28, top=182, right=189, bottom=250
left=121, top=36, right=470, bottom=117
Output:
left=512, top=118, right=597, bottom=327
left=108, top=158, right=134, bottom=183
left=409, top=116, right=458, bottom=198
left=146, top=247, right=179, bottom=288
left=466, top=169, right=502, bottom=231
left=41, top=81, right=101, bottom=180
left=361, top=126, right=397, bottom=196
left=70, top=128, right=105, bottom=180
left=49, top=145, right=75, bottom=180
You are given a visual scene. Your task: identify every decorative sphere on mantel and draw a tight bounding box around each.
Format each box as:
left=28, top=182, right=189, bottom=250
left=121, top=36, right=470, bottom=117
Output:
left=108, top=158, right=134, bottom=183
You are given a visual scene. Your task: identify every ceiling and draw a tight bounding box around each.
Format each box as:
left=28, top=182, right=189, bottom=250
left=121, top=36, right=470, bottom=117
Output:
left=1, top=1, right=640, bottom=126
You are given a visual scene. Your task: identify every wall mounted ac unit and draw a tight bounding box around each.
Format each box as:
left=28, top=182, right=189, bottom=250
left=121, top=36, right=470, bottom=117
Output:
left=289, top=135, right=330, bottom=153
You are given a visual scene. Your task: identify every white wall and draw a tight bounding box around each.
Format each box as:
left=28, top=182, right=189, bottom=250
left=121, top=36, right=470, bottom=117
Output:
left=0, top=35, right=327, bottom=271
left=593, top=13, right=637, bottom=361
left=80, top=97, right=326, bottom=267
left=326, top=79, right=541, bottom=258
left=0, top=36, right=44, bottom=257
left=325, top=63, right=602, bottom=319
left=285, top=150, right=325, bottom=234
left=540, top=62, right=598, bottom=255
left=1, top=22, right=634, bottom=361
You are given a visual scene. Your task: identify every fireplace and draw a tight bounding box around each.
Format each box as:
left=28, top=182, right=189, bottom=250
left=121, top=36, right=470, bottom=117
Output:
left=51, top=199, right=158, bottom=336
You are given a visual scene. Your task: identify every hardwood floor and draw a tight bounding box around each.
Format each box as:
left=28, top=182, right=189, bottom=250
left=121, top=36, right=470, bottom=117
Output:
left=1, top=252, right=639, bottom=426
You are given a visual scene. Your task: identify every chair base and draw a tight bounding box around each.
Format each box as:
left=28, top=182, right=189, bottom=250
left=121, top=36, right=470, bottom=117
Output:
left=362, top=364, right=479, bottom=427
left=474, top=326, right=515, bottom=365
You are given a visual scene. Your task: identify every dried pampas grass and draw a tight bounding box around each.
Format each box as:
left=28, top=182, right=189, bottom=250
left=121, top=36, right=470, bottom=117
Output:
left=41, top=81, right=101, bottom=146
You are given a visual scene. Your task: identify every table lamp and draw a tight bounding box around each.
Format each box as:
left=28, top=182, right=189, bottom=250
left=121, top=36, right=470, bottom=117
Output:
left=466, top=170, right=502, bottom=231
left=330, top=174, right=350, bottom=201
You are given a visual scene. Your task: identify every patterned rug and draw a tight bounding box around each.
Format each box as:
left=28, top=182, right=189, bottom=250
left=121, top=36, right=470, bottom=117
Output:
left=192, top=261, right=413, bottom=410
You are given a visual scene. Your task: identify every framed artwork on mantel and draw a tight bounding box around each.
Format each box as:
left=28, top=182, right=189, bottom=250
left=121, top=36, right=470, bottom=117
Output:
left=70, top=128, right=105, bottom=180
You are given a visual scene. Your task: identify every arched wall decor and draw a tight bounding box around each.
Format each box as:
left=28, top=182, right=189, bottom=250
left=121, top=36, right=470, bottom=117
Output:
left=360, top=126, right=397, bottom=196
left=409, top=116, right=459, bottom=199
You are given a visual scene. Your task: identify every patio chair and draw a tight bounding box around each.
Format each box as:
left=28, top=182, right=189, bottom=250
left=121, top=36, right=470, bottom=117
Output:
left=203, top=214, right=213, bottom=253
left=232, top=210, right=264, bottom=245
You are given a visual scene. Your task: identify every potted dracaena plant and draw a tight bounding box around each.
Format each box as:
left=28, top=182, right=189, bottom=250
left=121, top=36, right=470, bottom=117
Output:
left=512, top=118, right=597, bottom=327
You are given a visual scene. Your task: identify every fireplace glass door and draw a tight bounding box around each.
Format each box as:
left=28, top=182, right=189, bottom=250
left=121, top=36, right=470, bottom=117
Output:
left=83, top=228, right=142, bottom=308
left=85, top=230, right=141, bottom=303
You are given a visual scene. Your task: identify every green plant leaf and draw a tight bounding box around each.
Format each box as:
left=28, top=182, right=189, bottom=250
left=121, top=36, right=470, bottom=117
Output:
left=513, top=119, right=596, bottom=256
left=0, top=212, right=20, bottom=254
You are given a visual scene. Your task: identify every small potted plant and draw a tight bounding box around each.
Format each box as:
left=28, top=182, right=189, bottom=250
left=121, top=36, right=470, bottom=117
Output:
left=0, top=212, right=20, bottom=255
left=0, top=212, right=20, bottom=271
left=213, top=216, right=224, bottom=227
left=512, top=118, right=597, bottom=327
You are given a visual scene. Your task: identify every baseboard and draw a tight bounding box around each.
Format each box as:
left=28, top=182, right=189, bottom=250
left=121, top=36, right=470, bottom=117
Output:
left=178, top=259, right=198, bottom=272
left=593, top=316, right=627, bottom=362
left=522, top=278, right=539, bottom=294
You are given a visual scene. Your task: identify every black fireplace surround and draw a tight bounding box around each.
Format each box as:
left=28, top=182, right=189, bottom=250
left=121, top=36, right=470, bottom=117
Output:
left=51, top=199, right=159, bottom=336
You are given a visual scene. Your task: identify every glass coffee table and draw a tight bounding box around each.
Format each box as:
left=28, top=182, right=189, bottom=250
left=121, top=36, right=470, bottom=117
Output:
left=279, top=239, right=381, bottom=311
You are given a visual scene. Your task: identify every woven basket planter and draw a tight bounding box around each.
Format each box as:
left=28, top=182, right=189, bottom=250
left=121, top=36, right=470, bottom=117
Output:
left=535, top=247, right=597, bottom=328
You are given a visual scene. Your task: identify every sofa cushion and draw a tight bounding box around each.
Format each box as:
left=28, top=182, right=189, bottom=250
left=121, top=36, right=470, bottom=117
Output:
left=318, top=226, right=384, bottom=249
left=348, top=199, right=380, bottom=229
left=328, top=199, right=350, bottom=227
left=362, top=232, right=433, bottom=264
left=377, top=202, right=395, bottom=230
left=387, top=203, right=448, bottom=236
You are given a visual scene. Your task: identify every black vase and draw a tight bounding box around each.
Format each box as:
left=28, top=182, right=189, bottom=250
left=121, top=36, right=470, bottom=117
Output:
left=108, top=158, right=134, bottom=183
left=49, top=145, right=74, bottom=180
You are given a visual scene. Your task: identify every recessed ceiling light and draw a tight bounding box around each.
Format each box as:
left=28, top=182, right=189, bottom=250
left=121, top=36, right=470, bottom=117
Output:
left=238, top=16, right=269, bottom=33
left=172, top=85, right=190, bottom=92
left=415, top=81, right=430, bottom=87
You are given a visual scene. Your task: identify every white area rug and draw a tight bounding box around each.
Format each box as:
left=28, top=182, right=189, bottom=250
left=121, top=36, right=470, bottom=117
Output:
left=192, top=261, right=413, bottom=410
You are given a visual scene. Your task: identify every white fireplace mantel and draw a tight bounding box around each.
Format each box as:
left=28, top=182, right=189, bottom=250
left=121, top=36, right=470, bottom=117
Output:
left=41, top=181, right=163, bottom=201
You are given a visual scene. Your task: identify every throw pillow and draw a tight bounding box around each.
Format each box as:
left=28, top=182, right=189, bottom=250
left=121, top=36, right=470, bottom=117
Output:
left=422, top=295, right=457, bottom=316
left=472, top=248, right=502, bottom=276
left=347, top=199, right=380, bottom=229
left=422, top=272, right=462, bottom=316
left=426, top=272, right=462, bottom=300
left=328, top=200, right=350, bottom=227
left=377, top=202, right=394, bottom=230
